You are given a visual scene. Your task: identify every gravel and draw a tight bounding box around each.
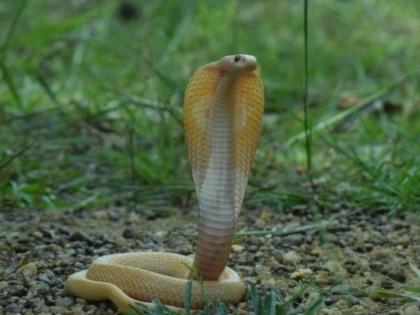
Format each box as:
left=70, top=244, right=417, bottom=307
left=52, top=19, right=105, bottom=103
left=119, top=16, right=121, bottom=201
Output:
left=0, top=206, right=419, bottom=314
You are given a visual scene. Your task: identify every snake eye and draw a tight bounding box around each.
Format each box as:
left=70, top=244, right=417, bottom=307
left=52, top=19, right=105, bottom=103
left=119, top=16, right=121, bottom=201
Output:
left=234, top=55, right=241, bottom=63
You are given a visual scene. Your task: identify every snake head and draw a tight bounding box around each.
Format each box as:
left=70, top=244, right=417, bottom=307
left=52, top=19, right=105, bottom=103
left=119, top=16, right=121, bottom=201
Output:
left=215, top=54, right=257, bottom=73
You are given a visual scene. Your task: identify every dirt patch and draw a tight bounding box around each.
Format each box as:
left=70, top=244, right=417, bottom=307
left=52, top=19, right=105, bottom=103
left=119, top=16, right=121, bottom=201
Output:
left=0, top=206, right=419, bottom=314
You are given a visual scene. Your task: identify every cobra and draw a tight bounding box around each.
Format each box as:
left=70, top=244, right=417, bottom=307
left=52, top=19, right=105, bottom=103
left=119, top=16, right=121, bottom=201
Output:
left=64, top=54, right=264, bottom=312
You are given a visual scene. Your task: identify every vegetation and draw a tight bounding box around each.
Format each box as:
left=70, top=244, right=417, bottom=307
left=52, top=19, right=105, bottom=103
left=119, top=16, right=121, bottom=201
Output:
left=125, top=284, right=324, bottom=315
left=1, top=0, right=419, bottom=314
left=1, top=1, right=419, bottom=213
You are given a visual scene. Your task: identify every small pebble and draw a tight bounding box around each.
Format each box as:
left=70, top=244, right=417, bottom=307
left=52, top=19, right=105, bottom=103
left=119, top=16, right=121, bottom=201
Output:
left=290, top=268, right=313, bottom=280
left=5, top=303, right=19, bottom=312
left=282, top=250, right=301, bottom=264
left=122, top=227, right=140, bottom=239
left=0, top=281, right=8, bottom=290
left=55, top=296, right=74, bottom=307
left=93, top=210, right=110, bottom=220
left=20, top=262, right=38, bottom=278
left=281, top=234, right=304, bottom=247
left=154, top=230, right=167, bottom=238
left=232, top=244, right=244, bottom=252
left=388, top=267, right=406, bottom=282
left=114, top=237, right=126, bottom=248
left=68, top=231, right=93, bottom=245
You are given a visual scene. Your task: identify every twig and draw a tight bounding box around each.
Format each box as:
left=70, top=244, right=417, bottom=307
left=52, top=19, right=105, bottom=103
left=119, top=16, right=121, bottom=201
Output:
left=302, top=0, right=312, bottom=175
left=235, top=220, right=330, bottom=237
left=0, top=60, right=22, bottom=108
left=0, top=143, right=32, bottom=170
left=123, top=97, right=183, bottom=127
left=33, top=71, right=62, bottom=107
left=0, top=107, right=61, bottom=124
left=100, top=84, right=183, bottom=127
left=67, top=194, right=99, bottom=212
left=286, top=72, right=419, bottom=147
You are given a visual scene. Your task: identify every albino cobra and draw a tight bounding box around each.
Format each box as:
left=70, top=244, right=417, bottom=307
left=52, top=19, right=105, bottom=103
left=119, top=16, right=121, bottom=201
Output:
left=64, top=54, right=264, bottom=312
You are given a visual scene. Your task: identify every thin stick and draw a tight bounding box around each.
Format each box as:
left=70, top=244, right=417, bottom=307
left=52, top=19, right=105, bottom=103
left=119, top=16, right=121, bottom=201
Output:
left=302, top=0, right=312, bottom=176
left=286, top=72, right=418, bottom=147
left=0, top=143, right=32, bottom=170
left=235, top=221, right=330, bottom=237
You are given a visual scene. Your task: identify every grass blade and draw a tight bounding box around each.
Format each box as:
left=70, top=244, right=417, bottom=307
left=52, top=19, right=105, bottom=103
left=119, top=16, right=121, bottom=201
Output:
left=0, top=59, right=23, bottom=108
left=215, top=303, right=228, bottom=315
left=268, top=289, right=277, bottom=315
left=409, top=262, right=420, bottom=278
left=402, top=286, right=420, bottom=294
left=0, top=0, right=27, bottom=55
left=302, top=0, right=312, bottom=175
left=184, top=280, right=192, bottom=315
left=125, top=304, right=146, bottom=315
left=249, top=285, right=261, bottom=314
left=305, top=297, right=324, bottom=315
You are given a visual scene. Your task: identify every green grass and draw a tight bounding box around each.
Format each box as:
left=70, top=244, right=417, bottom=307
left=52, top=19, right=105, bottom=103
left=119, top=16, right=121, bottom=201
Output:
left=0, top=0, right=418, bottom=249
left=124, top=284, right=325, bottom=315
left=1, top=0, right=419, bottom=213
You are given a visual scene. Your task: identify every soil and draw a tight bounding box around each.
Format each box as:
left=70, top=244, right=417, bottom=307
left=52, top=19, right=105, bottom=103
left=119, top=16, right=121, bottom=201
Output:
left=0, top=205, right=419, bottom=315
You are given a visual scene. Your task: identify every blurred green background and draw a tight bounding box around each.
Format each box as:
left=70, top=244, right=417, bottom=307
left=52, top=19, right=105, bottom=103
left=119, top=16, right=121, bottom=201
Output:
left=0, top=0, right=419, bottom=213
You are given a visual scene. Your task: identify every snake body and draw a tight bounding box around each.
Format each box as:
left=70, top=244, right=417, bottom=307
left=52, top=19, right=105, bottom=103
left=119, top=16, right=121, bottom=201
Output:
left=64, top=54, right=264, bottom=312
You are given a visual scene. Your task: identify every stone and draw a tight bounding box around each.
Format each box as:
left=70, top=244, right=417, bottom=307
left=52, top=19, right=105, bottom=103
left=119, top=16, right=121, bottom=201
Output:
left=55, top=296, right=74, bottom=307
left=348, top=305, right=364, bottom=313
left=68, top=231, right=93, bottom=245
left=32, top=231, right=43, bottom=239
left=154, top=230, right=167, bottom=238
left=20, top=262, right=38, bottom=278
left=324, top=260, right=344, bottom=275
left=46, top=244, right=61, bottom=252
left=388, top=267, right=406, bottom=282
left=282, top=250, right=301, bottom=264
left=128, top=211, right=140, bottom=222
left=38, top=274, right=52, bottom=285
left=92, top=210, right=110, bottom=220
left=321, top=307, right=342, bottom=315
left=324, top=294, right=339, bottom=306
left=281, top=234, right=304, bottom=247
left=330, top=284, right=350, bottom=294
left=32, top=281, right=50, bottom=295
left=114, top=237, right=126, bottom=248
left=290, top=268, right=313, bottom=280
left=232, top=244, right=244, bottom=252
left=122, top=228, right=140, bottom=239
left=398, top=235, right=410, bottom=247
left=0, top=281, right=7, bottom=290
left=5, top=303, right=18, bottom=313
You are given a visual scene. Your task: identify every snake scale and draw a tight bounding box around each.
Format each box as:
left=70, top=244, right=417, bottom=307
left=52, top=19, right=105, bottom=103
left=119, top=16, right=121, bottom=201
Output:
left=64, top=54, right=264, bottom=312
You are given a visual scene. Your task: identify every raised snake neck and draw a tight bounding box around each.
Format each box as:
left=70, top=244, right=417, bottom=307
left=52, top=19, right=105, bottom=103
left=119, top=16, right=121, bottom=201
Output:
left=193, top=74, right=237, bottom=280
left=184, top=55, right=264, bottom=280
